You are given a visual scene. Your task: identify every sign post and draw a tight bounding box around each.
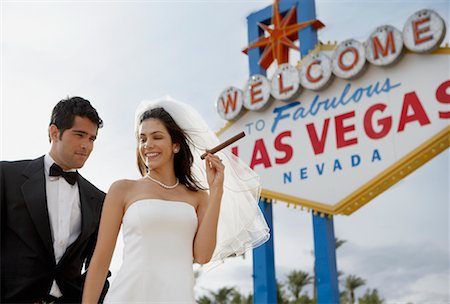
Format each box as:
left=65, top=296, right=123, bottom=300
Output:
left=252, top=199, right=277, bottom=303
left=245, top=0, right=340, bottom=302
left=312, top=214, right=340, bottom=302
left=246, top=5, right=277, bottom=302
left=297, top=1, right=340, bottom=302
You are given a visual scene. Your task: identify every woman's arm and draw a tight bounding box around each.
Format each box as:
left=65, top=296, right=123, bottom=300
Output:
left=81, top=180, right=127, bottom=304
left=193, top=154, right=224, bottom=264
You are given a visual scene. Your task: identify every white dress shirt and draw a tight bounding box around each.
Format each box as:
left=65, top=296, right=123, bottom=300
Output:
left=44, top=154, right=82, bottom=297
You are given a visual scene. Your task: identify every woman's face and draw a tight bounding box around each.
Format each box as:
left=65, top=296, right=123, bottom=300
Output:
left=138, top=118, right=179, bottom=171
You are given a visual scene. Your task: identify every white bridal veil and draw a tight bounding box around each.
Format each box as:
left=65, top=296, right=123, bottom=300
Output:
left=135, top=96, right=270, bottom=267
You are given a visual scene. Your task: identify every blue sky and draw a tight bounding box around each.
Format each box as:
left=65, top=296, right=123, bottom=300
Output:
left=1, top=0, right=449, bottom=302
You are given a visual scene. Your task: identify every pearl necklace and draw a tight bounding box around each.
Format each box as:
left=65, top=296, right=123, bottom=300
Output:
left=145, top=173, right=179, bottom=189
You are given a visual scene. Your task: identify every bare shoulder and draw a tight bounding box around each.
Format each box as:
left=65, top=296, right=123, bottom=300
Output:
left=107, top=179, right=136, bottom=193
left=105, top=179, right=139, bottom=205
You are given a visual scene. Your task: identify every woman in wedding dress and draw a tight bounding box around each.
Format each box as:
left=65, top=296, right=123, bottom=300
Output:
left=82, top=97, right=269, bottom=303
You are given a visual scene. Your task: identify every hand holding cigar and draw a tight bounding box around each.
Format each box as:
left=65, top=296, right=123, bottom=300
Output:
left=200, top=131, right=245, bottom=160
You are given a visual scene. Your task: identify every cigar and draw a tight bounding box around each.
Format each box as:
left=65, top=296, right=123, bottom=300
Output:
left=200, top=131, right=245, bottom=160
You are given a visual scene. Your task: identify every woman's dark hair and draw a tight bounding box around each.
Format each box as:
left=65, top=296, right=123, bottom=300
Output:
left=136, top=107, right=204, bottom=192
left=49, top=96, right=103, bottom=142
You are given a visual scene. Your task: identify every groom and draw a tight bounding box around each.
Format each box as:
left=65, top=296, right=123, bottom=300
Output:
left=1, top=97, right=109, bottom=303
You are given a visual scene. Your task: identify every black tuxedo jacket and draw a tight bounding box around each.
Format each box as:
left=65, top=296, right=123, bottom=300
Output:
left=1, top=156, right=108, bottom=303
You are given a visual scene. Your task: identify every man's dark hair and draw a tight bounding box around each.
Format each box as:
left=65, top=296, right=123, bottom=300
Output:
left=49, top=96, right=103, bottom=142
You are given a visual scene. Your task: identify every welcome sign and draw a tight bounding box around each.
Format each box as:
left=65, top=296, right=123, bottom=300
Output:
left=216, top=9, right=449, bottom=215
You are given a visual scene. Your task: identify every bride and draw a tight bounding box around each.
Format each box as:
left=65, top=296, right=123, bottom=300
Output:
left=82, top=97, right=269, bottom=303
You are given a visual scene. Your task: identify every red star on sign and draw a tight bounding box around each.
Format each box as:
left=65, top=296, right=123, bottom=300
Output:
left=243, top=0, right=324, bottom=70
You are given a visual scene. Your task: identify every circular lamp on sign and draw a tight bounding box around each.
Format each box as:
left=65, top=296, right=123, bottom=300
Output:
left=332, top=39, right=367, bottom=79
left=403, top=9, right=446, bottom=53
left=270, top=63, right=301, bottom=101
left=299, top=52, right=333, bottom=91
left=365, top=25, right=404, bottom=66
left=244, top=74, right=272, bottom=111
left=216, top=86, right=244, bottom=121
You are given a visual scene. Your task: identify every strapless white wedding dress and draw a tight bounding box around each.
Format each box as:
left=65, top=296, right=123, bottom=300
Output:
left=104, top=199, right=198, bottom=303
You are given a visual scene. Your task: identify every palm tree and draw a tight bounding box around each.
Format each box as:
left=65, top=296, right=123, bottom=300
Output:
left=230, top=291, right=243, bottom=304
left=297, top=294, right=314, bottom=304
left=286, top=270, right=313, bottom=301
left=335, top=238, right=347, bottom=249
left=197, top=295, right=212, bottom=304
left=345, top=274, right=365, bottom=304
left=209, top=287, right=237, bottom=304
left=230, top=290, right=252, bottom=304
left=358, top=288, right=384, bottom=304
left=276, top=280, right=289, bottom=304
left=340, top=291, right=350, bottom=304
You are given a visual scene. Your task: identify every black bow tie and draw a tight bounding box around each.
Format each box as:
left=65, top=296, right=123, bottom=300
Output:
left=49, top=163, right=77, bottom=185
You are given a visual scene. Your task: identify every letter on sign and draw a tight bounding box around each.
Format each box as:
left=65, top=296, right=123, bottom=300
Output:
left=332, top=39, right=367, bottom=79
left=299, top=52, right=333, bottom=91
left=217, top=86, right=244, bottom=120
left=271, top=63, right=301, bottom=101
left=244, top=74, right=272, bottom=111
left=366, top=25, right=404, bottom=66
left=403, top=9, right=446, bottom=53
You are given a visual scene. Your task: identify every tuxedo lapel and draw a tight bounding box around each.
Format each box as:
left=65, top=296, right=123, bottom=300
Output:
left=59, top=176, right=96, bottom=262
left=21, top=156, right=55, bottom=259
left=77, top=177, right=96, bottom=246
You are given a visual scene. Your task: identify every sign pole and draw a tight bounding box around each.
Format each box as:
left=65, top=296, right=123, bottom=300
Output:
left=247, top=7, right=277, bottom=303
left=312, top=214, right=340, bottom=303
left=246, top=0, right=339, bottom=302
left=297, top=0, right=340, bottom=302
left=252, top=198, right=277, bottom=303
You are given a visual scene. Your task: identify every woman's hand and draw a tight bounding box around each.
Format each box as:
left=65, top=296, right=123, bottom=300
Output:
left=204, top=153, right=224, bottom=191
left=194, top=154, right=225, bottom=264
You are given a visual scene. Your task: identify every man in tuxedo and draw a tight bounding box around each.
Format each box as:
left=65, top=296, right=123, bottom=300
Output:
left=1, top=97, right=109, bottom=303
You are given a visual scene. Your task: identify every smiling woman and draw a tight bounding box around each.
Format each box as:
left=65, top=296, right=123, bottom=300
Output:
left=81, top=96, right=269, bottom=303
left=136, top=107, right=204, bottom=192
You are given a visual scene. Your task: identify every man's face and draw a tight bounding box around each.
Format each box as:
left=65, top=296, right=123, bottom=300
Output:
left=49, top=116, right=98, bottom=170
